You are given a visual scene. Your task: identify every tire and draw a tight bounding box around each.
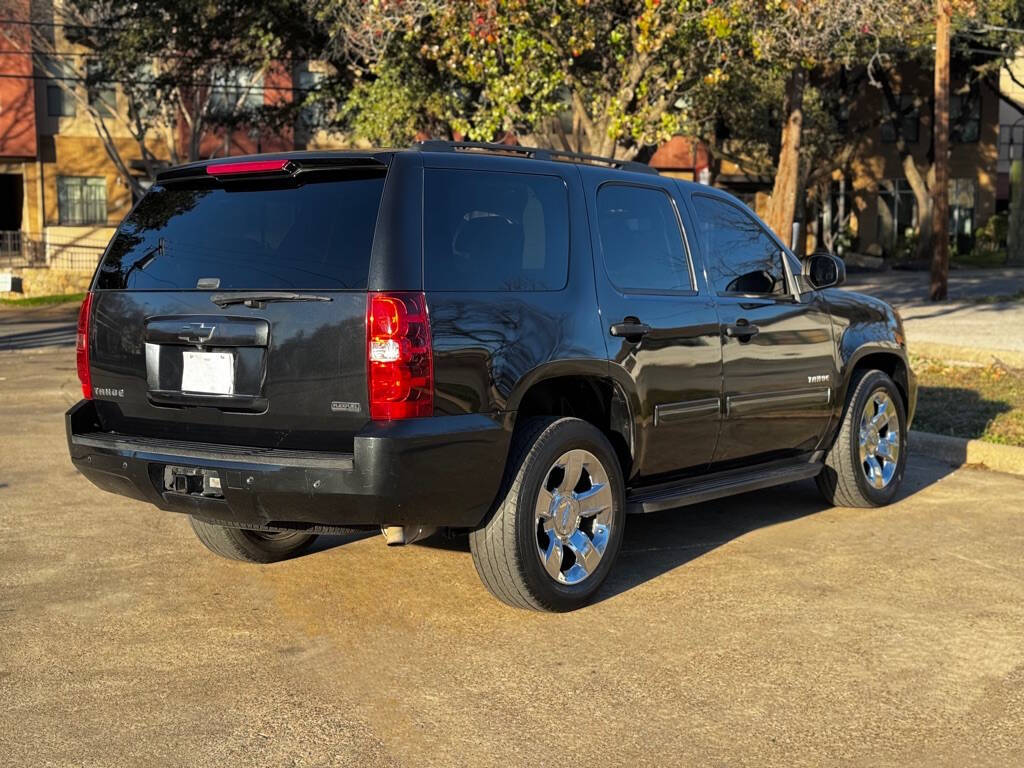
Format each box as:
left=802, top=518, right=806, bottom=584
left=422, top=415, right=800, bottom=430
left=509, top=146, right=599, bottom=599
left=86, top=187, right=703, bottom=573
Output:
left=188, top=517, right=317, bottom=563
left=816, top=370, right=908, bottom=508
left=469, top=417, right=626, bottom=611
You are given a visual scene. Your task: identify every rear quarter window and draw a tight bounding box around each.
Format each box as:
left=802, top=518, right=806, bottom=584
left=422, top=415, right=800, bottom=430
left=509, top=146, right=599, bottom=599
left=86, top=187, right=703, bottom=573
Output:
left=96, top=171, right=386, bottom=291
left=423, top=168, right=569, bottom=292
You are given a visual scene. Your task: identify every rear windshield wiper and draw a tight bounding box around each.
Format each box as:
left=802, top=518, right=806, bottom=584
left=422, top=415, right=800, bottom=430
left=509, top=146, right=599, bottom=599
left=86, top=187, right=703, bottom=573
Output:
left=210, top=291, right=333, bottom=308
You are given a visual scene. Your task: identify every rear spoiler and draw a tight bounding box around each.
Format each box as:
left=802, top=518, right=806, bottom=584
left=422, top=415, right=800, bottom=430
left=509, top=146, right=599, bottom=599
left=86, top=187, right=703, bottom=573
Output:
left=156, top=153, right=391, bottom=184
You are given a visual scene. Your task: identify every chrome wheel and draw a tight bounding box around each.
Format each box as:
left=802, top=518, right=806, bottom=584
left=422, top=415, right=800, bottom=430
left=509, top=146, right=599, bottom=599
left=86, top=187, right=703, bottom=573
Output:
left=535, top=449, right=614, bottom=586
left=859, top=390, right=901, bottom=490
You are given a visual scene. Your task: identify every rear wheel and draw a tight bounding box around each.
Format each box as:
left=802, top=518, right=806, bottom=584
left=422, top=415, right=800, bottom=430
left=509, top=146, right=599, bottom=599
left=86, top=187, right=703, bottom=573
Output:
left=469, top=417, right=625, bottom=611
left=816, top=370, right=907, bottom=508
left=188, top=517, right=317, bottom=563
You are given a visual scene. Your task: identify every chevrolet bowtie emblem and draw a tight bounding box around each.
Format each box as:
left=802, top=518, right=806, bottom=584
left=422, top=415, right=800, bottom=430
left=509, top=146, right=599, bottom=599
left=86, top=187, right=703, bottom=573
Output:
left=178, top=322, right=217, bottom=344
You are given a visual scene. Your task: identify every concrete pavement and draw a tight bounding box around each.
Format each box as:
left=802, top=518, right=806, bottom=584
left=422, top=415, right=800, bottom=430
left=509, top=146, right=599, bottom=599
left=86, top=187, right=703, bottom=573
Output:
left=844, top=269, right=1024, bottom=364
left=2, top=347, right=1023, bottom=767
left=0, top=303, right=78, bottom=351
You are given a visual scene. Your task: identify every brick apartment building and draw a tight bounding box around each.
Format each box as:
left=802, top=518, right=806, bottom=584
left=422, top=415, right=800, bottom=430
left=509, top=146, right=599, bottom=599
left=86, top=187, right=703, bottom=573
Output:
left=0, top=3, right=311, bottom=275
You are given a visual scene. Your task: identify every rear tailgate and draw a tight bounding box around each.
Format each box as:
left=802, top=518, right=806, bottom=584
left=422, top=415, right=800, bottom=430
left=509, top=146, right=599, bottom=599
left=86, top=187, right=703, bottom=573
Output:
left=87, top=161, right=386, bottom=451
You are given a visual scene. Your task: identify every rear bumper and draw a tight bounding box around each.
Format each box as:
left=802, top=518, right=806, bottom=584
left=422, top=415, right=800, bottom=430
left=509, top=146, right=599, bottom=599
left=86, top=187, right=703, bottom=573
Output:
left=66, top=400, right=510, bottom=529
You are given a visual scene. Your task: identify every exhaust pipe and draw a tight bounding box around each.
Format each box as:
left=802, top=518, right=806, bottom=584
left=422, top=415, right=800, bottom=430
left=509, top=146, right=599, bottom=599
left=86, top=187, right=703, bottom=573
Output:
left=381, top=525, right=438, bottom=546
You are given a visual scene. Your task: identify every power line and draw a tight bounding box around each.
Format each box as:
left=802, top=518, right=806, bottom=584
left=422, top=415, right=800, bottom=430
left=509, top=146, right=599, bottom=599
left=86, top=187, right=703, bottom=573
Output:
left=0, top=72, right=324, bottom=94
left=0, top=17, right=125, bottom=31
left=0, top=48, right=317, bottom=65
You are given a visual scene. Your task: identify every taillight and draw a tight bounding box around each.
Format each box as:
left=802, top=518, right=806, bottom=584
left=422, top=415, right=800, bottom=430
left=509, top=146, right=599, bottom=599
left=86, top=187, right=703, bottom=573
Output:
left=76, top=292, right=93, bottom=399
left=367, top=292, right=433, bottom=420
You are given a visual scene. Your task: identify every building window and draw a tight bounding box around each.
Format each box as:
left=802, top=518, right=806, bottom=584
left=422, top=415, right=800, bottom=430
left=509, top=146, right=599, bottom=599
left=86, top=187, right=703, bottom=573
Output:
left=210, top=68, right=264, bottom=114
left=949, top=178, right=977, bottom=252
left=57, top=176, right=108, bottom=225
left=295, top=68, right=324, bottom=140
left=819, top=178, right=854, bottom=254
left=881, top=93, right=919, bottom=144
left=951, top=89, right=981, bottom=144
left=46, top=83, right=75, bottom=117
left=999, top=123, right=1024, bottom=166
left=86, top=60, right=116, bottom=117
left=876, top=179, right=918, bottom=256
left=45, top=59, right=77, bottom=117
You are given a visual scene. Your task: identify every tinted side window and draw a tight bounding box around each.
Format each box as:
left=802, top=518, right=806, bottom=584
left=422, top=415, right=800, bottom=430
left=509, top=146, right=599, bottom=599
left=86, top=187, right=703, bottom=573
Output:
left=424, top=169, right=569, bottom=291
left=692, top=195, right=788, bottom=296
left=96, top=172, right=386, bottom=291
left=596, top=184, right=691, bottom=292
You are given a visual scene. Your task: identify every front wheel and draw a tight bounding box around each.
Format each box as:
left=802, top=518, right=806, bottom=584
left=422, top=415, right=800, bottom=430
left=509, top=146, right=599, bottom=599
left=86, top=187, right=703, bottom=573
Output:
left=816, top=370, right=908, bottom=508
left=469, top=417, right=625, bottom=611
left=189, top=517, right=317, bottom=563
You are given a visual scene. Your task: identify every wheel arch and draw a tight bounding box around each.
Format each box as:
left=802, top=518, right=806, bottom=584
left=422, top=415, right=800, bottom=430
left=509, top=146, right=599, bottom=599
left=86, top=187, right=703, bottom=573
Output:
left=840, top=346, right=911, bottom=414
left=506, top=361, right=636, bottom=480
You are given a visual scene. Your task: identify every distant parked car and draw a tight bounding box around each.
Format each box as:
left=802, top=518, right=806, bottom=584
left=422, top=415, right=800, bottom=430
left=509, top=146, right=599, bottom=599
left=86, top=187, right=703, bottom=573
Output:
left=67, top=142, right=916, bottom=611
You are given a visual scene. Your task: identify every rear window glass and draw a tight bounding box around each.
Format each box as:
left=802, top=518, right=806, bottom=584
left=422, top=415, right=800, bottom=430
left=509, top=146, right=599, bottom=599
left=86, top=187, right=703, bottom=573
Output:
left=424, top=169, right=569, bottom=292
left=96, top=172, right=386, bottom=290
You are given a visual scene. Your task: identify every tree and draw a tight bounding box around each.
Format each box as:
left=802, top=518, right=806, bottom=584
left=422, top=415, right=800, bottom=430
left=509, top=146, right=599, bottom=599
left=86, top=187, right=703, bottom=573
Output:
left=329, top=1, right=729, bottom=159
left=1, top=0, right=310, bottom=197
left=932, top=0, right=952, bottom=301
left=710, top=0, right=934, bottom=242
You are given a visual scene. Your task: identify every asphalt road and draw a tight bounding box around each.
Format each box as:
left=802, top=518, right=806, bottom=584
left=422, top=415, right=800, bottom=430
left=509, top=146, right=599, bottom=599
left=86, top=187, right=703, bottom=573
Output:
left=2, top=349, right=1024, bottom=766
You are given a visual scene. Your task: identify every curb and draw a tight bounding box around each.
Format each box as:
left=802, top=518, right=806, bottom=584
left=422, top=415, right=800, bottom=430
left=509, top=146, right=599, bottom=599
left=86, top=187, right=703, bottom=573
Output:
left=911, top=430, right=1024, bottom=477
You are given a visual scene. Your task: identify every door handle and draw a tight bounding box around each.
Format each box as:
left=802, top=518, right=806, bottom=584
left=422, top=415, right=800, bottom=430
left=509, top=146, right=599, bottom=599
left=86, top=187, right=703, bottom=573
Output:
left=609, top=320, right=652, bottom=339
left=725, top=322, right=760, bottom=340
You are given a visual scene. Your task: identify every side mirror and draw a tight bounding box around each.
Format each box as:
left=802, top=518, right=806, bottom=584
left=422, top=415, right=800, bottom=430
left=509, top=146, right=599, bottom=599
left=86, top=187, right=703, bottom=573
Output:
left=802, top=253, right=846, bottom=290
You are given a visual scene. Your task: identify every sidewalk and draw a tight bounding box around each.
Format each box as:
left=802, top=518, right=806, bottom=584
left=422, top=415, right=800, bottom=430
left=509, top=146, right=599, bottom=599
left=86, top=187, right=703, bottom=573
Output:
left=843, top=268, right=1024, bottom=365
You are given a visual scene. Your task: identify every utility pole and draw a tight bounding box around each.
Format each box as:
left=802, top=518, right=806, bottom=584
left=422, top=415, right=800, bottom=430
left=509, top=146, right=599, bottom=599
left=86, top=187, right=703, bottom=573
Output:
left=930, top=0, right=951, bottom=301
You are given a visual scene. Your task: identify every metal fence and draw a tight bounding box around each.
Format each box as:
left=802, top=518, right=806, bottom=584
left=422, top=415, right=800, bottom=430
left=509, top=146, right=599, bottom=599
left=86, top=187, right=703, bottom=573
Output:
left=0, top=231, right=109, bottom=271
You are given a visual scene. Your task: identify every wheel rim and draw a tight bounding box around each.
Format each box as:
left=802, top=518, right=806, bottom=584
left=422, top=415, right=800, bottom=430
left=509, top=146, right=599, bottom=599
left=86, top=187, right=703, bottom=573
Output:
left=534, top=449, right=614, bottom=586
left=859, top=389, right=901, bottom=490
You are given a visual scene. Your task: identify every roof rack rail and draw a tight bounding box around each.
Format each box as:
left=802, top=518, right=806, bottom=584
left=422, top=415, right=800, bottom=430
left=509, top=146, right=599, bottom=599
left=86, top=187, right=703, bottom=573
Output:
left=414, top=140, right=658, bottom=176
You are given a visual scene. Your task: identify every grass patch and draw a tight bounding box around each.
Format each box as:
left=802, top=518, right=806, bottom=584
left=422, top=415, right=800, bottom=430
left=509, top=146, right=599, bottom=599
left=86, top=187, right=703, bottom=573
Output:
left=962, top=289, right=1024, bottom=305
left=911, top=354, right=1024, bottom=447
left=0, top=292, right=86, bottom=307
left=951, top=250, right=1007, bottom=269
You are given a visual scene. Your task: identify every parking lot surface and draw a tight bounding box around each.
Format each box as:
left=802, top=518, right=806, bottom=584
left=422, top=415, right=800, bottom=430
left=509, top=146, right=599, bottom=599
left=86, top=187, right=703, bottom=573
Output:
left=2, top=346, right=1023, bottom=767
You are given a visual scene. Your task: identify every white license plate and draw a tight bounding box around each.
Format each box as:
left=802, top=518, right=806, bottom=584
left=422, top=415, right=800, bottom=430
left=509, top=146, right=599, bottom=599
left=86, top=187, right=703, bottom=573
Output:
left=181, top=351, right=234, bottom=395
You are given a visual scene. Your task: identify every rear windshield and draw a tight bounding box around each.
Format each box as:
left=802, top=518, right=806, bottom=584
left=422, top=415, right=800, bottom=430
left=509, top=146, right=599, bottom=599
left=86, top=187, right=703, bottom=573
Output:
left=95, top=171, right=386, bottom=291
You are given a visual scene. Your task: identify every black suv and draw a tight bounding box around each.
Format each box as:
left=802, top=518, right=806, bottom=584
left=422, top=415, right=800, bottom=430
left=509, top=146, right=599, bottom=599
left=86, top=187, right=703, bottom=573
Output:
left=67, top=142, right=916, bottom=611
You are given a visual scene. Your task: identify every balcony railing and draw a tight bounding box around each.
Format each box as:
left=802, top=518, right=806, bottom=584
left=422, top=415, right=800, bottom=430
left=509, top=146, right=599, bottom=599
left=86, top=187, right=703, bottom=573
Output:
left=0, top=231, right=109, bottom=271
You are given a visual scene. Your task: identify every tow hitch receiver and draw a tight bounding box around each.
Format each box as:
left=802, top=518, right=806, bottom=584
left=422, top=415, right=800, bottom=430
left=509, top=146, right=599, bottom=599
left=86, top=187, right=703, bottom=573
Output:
left=163, top=465, right=223, bottom=498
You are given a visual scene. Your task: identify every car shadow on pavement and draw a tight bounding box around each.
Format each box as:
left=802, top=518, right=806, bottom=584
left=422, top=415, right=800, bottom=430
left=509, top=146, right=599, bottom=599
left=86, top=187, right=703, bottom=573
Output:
left=592, top=455, right=957, bottom=603
left=306, top=529, right=378, bottom=554
left=362, top=455, right=959, bottom=605
left=0, top=325, right=77, bottom=350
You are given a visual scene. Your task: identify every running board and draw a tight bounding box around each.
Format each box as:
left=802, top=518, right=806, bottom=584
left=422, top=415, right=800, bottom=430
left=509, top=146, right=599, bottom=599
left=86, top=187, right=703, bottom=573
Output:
left=626, top=459, right=823, bottom=515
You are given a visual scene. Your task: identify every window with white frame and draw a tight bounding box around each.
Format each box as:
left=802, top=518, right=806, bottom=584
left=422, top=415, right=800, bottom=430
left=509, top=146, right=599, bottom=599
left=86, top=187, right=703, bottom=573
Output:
left=57, top=176, right=107, bottom=225
left=210, top=68, right=264, bottom=113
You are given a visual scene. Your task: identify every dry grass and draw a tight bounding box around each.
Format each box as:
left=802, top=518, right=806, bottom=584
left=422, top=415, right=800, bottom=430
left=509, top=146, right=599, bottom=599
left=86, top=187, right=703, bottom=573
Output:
left=911, top=355, right=1024, bottom=447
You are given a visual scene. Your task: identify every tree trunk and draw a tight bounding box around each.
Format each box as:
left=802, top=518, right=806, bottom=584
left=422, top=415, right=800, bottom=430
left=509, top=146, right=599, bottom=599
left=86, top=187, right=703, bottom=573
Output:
left=766, top=67, right=806, bottom=243
left=1009, top=157, right=1024, bottom=265
left=903, top=155, right=933, bottom=262
left=930, top=0, right=952, bottom=301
